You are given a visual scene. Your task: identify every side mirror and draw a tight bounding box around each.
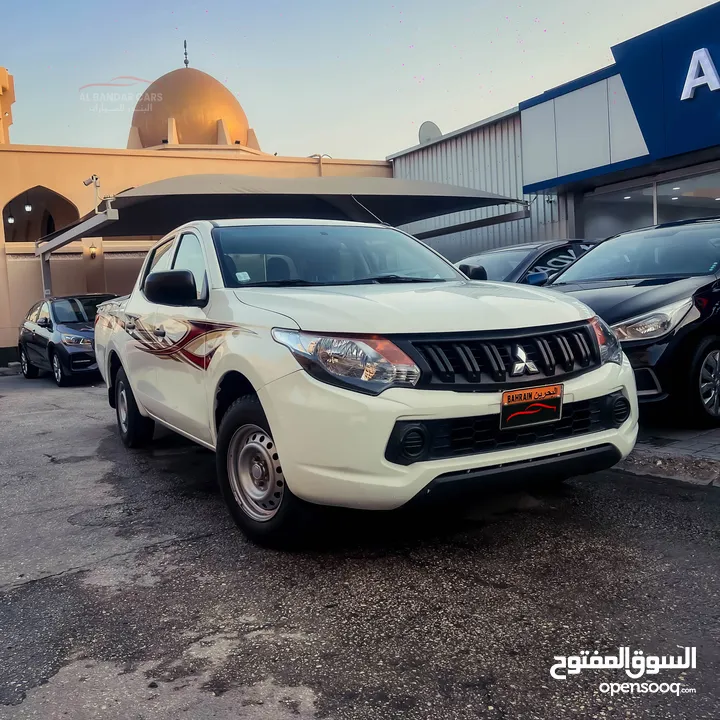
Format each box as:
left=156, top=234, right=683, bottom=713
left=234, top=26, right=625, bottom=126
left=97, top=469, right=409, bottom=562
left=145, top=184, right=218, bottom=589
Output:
left=459, top=264, right=488, bottom=281
left=144, top=270, right=200, bottom=307
left=37, top=317, right=51, bottom=328
left=525, top=270, right=549, bottom=287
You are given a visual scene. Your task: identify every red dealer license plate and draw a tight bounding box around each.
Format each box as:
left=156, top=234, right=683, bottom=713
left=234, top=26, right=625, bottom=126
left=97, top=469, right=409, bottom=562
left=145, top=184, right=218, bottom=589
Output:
left=500, top=384, right=563, bottom=430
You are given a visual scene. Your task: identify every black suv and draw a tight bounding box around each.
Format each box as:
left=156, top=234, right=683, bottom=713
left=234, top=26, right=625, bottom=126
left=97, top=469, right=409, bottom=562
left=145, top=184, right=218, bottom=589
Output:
left=549, top=219, right=720, bottom=424
left=18, top=294, right=116, bottom=386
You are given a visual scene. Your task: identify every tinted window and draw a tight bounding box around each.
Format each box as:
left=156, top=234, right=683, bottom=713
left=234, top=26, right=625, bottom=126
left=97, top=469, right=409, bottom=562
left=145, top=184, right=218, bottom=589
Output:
left=461, top=248, right=532, bottom=281
left=52, top=296, right=113, bottom=324
left=37, top=302, right=50, bottom=324
left=172, top=233, right=207, bottom=298
left=25, top=303, right=41, bottom=322
left=528, top=244, right=595, bottom=279
left=555, top=224, right=720, bottom=283
left=212, top=225, right=460, bottom=287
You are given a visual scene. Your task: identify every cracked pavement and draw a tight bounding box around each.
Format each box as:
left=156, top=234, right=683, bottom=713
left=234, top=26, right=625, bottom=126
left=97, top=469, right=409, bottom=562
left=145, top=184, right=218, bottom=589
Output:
left=0, top=374, right=719, bottom=719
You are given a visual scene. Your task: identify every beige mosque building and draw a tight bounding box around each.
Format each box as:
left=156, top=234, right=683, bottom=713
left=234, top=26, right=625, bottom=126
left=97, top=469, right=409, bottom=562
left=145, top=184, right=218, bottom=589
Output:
left=0, top=64, right=390, bottom=362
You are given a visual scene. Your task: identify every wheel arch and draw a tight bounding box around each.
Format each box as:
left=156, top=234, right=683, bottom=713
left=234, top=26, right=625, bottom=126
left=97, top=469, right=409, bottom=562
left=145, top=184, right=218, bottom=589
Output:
left=213, top=370, right=259, bottom=442
left=107, top=350, right=123, bottom=409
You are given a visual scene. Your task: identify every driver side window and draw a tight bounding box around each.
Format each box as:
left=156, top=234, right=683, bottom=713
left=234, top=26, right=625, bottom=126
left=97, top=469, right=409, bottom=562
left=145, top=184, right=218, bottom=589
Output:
left=37, top=302, right=50, bottom=325
left=172, top=233, right=208, bottom=299
left=142, top=239, right=175, bottom=290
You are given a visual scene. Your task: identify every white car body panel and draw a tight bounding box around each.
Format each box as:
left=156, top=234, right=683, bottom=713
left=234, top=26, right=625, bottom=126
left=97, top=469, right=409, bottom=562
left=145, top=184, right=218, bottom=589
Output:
left=95, top=218, right=638, bottom=511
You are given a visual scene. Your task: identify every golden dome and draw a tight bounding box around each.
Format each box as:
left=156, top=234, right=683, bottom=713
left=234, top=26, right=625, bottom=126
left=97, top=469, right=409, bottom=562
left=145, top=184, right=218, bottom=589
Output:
left=131, top=68, right=250, bottom=148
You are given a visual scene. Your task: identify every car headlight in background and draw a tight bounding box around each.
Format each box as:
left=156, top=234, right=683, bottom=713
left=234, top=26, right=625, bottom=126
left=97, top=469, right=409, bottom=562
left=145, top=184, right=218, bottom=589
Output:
left=61, top=334, right=92, bottom=346
left=611, top=299, right=693, bottom=342
left=272, top=329, right=421, bottom=394
left=590, top=316, right=623, bottom=365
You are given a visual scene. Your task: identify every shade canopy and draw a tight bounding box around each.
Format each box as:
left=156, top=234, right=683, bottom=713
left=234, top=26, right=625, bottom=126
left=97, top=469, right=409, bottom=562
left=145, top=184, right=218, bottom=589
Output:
left=36, top=174, right=522, bottom=255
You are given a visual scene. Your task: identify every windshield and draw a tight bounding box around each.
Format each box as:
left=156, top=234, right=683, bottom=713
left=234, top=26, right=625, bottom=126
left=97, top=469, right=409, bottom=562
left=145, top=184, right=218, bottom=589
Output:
left=554, top=223, right=720, bottom=283
left=212, top=225, right=461, bottom=287
left=52, top=296, right=114, bottom=324
left=461, top=248, right=532, bottom=280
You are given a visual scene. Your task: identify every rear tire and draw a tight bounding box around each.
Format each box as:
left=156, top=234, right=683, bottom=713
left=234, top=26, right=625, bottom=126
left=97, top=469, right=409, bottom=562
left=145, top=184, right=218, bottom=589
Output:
left=51, top=350, right=71, bottom=387
left=216, top=395, right=315, bottom=548
left=115, top=367, right=155, bottom=448
left=19, top=346, right=39, bottom=379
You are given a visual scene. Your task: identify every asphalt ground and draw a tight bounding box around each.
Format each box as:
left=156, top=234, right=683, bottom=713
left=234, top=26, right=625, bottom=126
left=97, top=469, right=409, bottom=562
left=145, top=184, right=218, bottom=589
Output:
left=0, top=373, right=718, bottom=719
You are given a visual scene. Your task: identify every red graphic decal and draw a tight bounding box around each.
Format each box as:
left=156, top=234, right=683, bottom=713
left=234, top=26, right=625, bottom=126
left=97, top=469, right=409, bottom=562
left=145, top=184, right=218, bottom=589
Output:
left=128, top=317, right=236, bottom=371
left=506, top=403, right=557, bottom=423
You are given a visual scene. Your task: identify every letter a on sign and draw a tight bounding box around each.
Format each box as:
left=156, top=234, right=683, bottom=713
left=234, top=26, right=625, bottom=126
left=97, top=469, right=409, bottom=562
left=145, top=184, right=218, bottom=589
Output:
left=682, top=48, right=720, bottom=100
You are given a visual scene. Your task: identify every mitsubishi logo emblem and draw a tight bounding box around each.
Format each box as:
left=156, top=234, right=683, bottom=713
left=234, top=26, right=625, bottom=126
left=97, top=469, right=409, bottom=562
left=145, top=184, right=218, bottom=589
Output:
left=510, top=345, right=539, bottom=376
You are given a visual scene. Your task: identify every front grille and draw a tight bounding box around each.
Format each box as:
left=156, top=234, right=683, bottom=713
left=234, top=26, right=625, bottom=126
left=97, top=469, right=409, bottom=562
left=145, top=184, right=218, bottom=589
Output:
left=394, top=321, right=600, bottom=391
left=386, top=393, right=624, bottom=465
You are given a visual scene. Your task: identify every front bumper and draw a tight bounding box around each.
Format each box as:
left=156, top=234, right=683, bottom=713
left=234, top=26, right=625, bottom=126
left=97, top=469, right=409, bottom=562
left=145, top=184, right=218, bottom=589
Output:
left=623, top=339, right=674, bottom=403
left=258, top=355, right=638, bottom=511
left=57, top=344, right=99, bottom=374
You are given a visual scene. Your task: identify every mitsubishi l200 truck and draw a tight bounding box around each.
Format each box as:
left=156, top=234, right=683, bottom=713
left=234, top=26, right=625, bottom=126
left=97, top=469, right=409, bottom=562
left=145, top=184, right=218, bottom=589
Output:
left=95, top=219, right=638, bottom=545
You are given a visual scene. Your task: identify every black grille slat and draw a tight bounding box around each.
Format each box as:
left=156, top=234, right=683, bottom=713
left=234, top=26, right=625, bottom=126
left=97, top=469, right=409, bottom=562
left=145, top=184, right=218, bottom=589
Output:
left=555, top=334, right=575, bottom=372
left=455, top=343, right=483, bottom=382
left=535, top=336, right=556, bottom=375
left=571, top=331, right=592, bottom=367
left=408, top=322, right=600, bottom=391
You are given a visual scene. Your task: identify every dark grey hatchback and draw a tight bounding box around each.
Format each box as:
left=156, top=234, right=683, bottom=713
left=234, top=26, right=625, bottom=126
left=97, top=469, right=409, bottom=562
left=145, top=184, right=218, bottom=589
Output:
left=18, top=294, right=116, bottom=386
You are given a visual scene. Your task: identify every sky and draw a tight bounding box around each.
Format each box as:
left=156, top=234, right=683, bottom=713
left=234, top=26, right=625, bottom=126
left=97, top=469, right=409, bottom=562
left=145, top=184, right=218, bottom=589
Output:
left=1, top=0, right=716, bottom=159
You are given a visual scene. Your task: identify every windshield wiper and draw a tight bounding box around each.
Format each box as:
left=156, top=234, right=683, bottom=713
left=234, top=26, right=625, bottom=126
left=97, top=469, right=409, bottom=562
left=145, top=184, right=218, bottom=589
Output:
left=363, top=275, right=442, bottom=284
left=239, top=279, right=327, bottom=287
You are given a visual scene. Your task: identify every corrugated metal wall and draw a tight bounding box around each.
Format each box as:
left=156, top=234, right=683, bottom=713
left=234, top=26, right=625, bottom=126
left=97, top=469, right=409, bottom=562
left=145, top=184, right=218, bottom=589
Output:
left=392, top=112, right=568, bottom=262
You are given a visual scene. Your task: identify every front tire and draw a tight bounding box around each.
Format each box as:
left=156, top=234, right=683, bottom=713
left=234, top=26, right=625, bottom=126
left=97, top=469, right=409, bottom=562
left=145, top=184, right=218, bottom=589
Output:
left=216, top=395, right=314, bottom=548
left=115, top=367, right=155, bottom=447
left=19, top=346, right=39, bottom=379
left=679, top=337, right=720, bottom=427
left=51, top=350, right=70, bottom=387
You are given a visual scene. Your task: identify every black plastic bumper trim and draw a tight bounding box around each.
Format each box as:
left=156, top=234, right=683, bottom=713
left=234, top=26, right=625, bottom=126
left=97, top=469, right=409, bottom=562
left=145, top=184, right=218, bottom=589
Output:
left=410, top=444, right=622, bottom=504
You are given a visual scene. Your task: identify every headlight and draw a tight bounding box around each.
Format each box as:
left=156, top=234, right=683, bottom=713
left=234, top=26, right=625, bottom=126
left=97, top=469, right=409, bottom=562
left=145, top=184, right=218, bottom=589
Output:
left=272, top=329, right=421, bottom=395
left=611, top=299, right=692, bottom=342
left=61, top=334, right=92, bottom=346
left=589, top=316, right=623, bottom=365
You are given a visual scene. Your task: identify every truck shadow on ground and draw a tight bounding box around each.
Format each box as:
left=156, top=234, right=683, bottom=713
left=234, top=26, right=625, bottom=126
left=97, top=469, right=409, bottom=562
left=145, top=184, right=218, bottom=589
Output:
left=95, top=426, right=582, bottom=555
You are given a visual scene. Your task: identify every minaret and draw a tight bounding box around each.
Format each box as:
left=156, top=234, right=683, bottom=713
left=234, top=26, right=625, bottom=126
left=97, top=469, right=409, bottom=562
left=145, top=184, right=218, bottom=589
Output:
left=0, top=68, right=15, bottom=145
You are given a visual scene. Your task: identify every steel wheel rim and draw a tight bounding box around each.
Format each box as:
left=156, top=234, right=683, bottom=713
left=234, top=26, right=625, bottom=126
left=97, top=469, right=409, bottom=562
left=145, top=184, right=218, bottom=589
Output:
left=20, top=349, right=28, bottom=375
left=227, top=424, right=285, bottom=522
left=53, top=355, right=62, bottom=383
left=118, top=382, right=129, bottom=433
left=699, top=349, right=720, bottom=416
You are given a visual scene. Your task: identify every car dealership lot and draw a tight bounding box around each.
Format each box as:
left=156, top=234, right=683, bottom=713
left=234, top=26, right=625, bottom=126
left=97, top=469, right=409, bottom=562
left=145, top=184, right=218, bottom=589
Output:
left=0, top=375, right=718, bottom=720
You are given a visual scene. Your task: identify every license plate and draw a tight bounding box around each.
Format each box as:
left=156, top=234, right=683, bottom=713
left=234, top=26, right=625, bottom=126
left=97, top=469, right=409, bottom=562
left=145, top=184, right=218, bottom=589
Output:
left=501, top=384, right=563, bottom=430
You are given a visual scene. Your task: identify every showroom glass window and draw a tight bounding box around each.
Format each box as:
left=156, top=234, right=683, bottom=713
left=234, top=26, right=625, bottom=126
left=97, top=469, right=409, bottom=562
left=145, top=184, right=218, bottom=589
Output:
left=583, top=185, right=654, bottom=239
left=656, top=171, right=720, bottom=224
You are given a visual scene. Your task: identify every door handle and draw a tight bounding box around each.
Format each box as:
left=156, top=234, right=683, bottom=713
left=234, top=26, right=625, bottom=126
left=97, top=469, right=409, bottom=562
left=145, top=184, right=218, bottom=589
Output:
left=153, top=327, right=166, bottom=338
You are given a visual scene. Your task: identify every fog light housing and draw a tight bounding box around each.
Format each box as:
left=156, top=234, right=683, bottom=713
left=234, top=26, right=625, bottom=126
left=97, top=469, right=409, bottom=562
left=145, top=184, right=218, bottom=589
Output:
left=610, top=395, right=631, bottom=427
left=400, top=426, right=428, bottom=460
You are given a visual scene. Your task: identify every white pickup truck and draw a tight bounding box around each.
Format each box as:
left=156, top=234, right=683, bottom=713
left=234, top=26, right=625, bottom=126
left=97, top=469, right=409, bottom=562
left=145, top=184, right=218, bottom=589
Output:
left=95, top=219, right=638, bottom=546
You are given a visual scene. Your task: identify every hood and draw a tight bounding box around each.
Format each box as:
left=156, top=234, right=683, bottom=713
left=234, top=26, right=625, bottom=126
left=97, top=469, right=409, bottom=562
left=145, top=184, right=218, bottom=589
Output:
left=550, top=276, right=712, bottom=325
left=57, top=321, right=95, bottom=336
left=234, top=281, right=593, bottom=334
